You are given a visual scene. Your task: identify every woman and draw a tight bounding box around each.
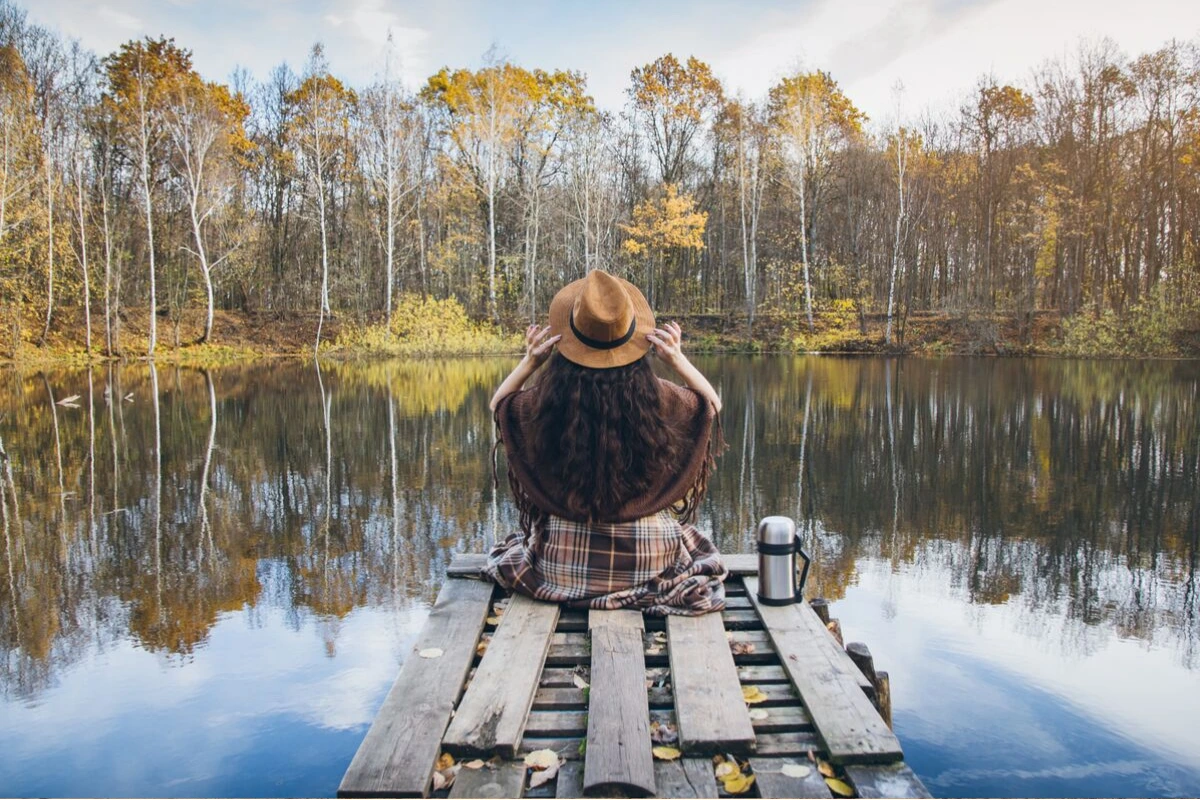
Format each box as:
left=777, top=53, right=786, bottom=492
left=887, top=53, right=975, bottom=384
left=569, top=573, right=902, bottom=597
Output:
left=486, top=269, right=727, bottom=615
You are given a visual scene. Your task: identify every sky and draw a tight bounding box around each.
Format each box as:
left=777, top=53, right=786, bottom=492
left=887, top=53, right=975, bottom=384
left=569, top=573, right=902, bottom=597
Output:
left=23, top=0, right=1200, bottom=125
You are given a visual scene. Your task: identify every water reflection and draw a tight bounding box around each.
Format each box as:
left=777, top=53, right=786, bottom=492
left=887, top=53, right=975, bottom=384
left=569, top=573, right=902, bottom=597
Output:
left=0, top=356, right=1197, bottom=796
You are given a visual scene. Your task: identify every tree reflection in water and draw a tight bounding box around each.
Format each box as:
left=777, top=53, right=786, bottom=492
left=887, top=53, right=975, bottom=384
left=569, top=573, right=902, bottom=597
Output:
left=0, top=355, right=1196, bottom=700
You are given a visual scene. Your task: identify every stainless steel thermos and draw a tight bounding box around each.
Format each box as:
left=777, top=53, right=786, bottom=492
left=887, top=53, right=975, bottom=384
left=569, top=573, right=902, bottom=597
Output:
left=755, top=516, right=811, bottom=605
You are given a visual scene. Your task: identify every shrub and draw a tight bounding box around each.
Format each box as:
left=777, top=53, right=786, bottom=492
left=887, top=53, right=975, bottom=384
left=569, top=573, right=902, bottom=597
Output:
left=328, top=294, right=521, bottom=357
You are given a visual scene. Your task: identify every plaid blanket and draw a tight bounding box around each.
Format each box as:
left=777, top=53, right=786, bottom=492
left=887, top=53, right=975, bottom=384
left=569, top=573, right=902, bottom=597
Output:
left=484, top=511, right=727, bottom=616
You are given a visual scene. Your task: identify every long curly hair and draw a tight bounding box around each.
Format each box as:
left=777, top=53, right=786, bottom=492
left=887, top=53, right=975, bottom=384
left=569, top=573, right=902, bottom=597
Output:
left=529, top=353, right=684, bottom=522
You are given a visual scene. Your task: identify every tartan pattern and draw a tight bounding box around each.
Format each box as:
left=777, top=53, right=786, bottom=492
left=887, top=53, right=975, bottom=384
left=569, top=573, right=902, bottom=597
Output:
left=484, top=511, right=727, bottom=616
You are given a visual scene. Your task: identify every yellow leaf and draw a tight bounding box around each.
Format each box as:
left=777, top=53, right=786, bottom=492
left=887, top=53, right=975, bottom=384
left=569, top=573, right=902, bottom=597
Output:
left=524, top=749, right=559, bottom=770
left=722, top=773, right=756, bottom=794
left=463, top=759, right=485, bottom=770
left=742, top=685, right=768, bottom=704
left=486, top=616, right=501, bottom=625
left=418, top=648, right=444, bottom=659
left=651, top=746, right=682, bottom=761
left=817, top=759, right=836, bottom=778
left=825, top=777, right=854, bottom=797
left=781, top=763, right=812, bottom=778
left=436, top=753, right=455, bottom=771
left=748, top=709, right=769, bottom=721
left=714, top=761, right=738, bottom=780
left=528, top=759, right=560, bottom=788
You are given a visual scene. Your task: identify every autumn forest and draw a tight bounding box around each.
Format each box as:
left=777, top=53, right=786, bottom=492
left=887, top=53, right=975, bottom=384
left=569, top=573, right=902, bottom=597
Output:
left=2, top=0, right=1200, bottom=359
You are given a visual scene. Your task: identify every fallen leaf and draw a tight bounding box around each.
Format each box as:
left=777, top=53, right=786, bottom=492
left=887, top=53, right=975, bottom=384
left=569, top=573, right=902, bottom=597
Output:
left=419, top=648, right=444, bottom=659
left=652, top=631, right=667, bottom=643
left=714, top=761, right=738, bottom=780
left=486, top=616, right=502, bottom=625
left=463, top=760, right=485, bottom=770
left=730, top=641, right=756, bottom=655
left=431, top=771, right=448, bottom=791
left=826, top=621, right=837, bottom=631
left=825, top=777, right=854, bottom=797
left=742, top=685, right=768, bottom=704
left=572, top=674, right=589, bottom=690
left=646, top=645, right=663, bottom=655
left=651, top=746, right=681, bottom=761
left=725, top=631, right=734, bottom=641
left=748, top=709, right=769, bottom=721
left=817, top=759, right=836, bottom=778
left=781, top=763, right=812, bottom=778
left=436, top=753, right=455, bottom=771
left=722, top=773, right=756, bottom=794
left=712, top=754, right=726, bottom=765
left=524, top=749, right=558, bottom=770
left=476, top=636, right=490, bottom=656
left=528, top=759, right=560, bottom=788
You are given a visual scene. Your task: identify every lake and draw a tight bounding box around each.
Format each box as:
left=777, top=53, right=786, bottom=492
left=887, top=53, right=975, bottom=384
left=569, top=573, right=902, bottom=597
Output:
left=0, top=355, right=1197, bottom=797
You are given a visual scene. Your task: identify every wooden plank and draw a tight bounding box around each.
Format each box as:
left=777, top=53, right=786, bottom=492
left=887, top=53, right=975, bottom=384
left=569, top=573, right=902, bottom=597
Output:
left=444, top=595, right=561, bottom=757
left=448, top=762, right=526, bottom=799
left=844, top=763, right=932, bottom=798
left=519, top=738, right=584, bottom=762
left=751, top=758, right=830, bottom=798
left=653, top=759, right=719, bottom=798
left=447, top=552, right=759, bottom=579
left=555, top=762, right=584, bottom=798
left=525, top=710, right=588, bottom=737
left=754, top=731, right=822, bottom=756
left=339, top=578, right=493, bottom=798
left=584, top=609, right=656, bottom=797
left=744, top=577, right=903, bottom=766
left=667, top=612, right=757, bottom=754
left=749, top=705, right=812, bottom=733
left=533, top=687, right=587, bottom=709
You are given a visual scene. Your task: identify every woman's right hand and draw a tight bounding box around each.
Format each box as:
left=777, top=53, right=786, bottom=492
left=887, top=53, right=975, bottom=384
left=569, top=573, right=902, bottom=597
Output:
left=525, top=324, right=560, bottom=367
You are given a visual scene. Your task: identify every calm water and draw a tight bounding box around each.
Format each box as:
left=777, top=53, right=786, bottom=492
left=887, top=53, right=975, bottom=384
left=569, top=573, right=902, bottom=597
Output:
left=1, top=356, right=1198, bottom=798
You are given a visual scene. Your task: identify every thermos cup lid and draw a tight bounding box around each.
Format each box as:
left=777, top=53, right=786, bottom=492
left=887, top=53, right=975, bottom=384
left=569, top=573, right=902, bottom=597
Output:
left=757, top=516, right=796, bottom=546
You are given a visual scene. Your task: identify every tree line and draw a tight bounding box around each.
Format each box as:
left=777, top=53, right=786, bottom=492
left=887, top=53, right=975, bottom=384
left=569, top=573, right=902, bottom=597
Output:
left=2, top=0, right=1199, bottom=357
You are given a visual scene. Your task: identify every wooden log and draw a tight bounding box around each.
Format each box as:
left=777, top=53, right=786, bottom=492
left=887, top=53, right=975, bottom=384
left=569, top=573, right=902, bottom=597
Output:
left=447, top=552, right=760, bottom=579
left=584, top=609, right=655, bottom=797
left=448, top=762, right=526, bottom=799
left=555, top=762, right=584, bottom=798
left=845, top=642, right=877, bottom=686
left=653, top=759, right=719, bottom=798
left=876, top=671, right=893, bottom=730
left=751, top=758, right=831, bottom=798
left=744, top=577, right=903, bottom=765
left=843, top=763, right=932, bottom=798
left=338, top=578, right=493, bottom=798
left=844, top=642, right=878, bottom=708
left=809, top=598, right=830, bottom=624
left=444, top=595, right=561, bottom=757
left=666, top=612, right=756, bottom=754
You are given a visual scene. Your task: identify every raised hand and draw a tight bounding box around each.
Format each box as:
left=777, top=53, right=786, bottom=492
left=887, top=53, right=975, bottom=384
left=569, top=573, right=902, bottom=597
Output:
left=646, top=321, right=685, bottom=369
left=525, top=324, right=561, bottom=367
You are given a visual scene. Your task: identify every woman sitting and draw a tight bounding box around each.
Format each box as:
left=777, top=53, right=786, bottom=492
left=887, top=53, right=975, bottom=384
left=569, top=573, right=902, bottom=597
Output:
left=486, top=269, right=727, bottom=616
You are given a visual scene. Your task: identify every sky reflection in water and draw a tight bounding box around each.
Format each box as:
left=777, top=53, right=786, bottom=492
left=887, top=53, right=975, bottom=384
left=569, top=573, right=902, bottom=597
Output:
left=0, top=356, right=1197, bottom=797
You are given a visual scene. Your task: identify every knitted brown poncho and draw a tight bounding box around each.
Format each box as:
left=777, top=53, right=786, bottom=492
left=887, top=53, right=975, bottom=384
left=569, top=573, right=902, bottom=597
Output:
left=495, top=378, right=717, bottom=532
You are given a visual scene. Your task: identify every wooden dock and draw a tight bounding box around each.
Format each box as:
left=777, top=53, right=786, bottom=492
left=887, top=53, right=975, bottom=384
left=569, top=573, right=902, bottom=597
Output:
left=339, top=554, right=930, bottom=799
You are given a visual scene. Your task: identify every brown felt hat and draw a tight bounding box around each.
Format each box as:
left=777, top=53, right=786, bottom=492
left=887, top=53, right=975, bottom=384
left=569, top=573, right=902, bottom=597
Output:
left=548, top=270, right=655, bottom=369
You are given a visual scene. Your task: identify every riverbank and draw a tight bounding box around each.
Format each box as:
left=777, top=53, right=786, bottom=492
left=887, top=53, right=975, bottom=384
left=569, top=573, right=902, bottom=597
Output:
left=4, top=304, right=1199, bottom=365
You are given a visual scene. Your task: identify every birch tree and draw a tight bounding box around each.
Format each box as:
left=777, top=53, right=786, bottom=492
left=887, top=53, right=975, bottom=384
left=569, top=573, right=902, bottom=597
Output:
left=769, top=70, right=865, bottom=331
left=165, top=72, right=249, bottom=343
left=288, top=44, right=356, bottom=353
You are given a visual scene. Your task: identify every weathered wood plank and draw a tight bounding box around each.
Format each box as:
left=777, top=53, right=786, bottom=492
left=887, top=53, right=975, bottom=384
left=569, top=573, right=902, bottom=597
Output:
left=843, top=763, right=932, bottom=798
left=753, top=731, right=822, bottom=756
left=751, top=758, right=830, bottom=798
left=653, top=759, right=719, bottom=798
left=555, top=762, right=584, bottom=798
left=448, top=552, right=759, bottom=579
left=338, top=578, right=493, bottom=798
left=667, top=612, right=756, bottom=754
left=525, top=710, right=588, bottom=737
left=533, top=687, right=587, bottom=710
left=444, top=595, right=560, bottom=757
left=744, top=577, right=903, bottom=766
left=519, top=737, right=583, bottom=762
left=448, top=762, right=526, bottom=799
left=584, top=609, right=656, bottom=797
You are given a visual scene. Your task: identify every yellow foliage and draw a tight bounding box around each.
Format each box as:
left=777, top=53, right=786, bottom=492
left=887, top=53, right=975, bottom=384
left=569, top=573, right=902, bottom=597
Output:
left=620, top=185, right=707, bottom=257
left=328, top=294, right=520, bottom=357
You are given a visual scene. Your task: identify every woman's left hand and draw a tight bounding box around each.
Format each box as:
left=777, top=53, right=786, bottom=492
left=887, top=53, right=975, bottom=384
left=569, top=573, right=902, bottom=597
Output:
left=525, top=324, right=560, bottom=367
